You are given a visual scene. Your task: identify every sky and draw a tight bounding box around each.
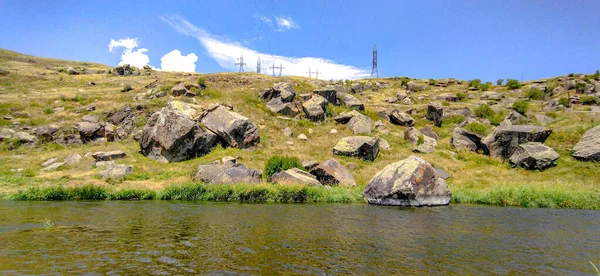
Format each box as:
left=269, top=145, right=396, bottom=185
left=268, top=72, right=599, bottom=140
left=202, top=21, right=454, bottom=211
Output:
left=0, top=0, right=599, bottom=81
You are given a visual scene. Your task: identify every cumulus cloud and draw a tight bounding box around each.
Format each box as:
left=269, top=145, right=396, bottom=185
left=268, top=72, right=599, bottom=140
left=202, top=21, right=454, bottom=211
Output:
left=275, top=16, right=298, bottom=31
left=161, top=15, right=369, bottom=80
left=160, top=50, right=199, bottom=72
left=108, top=38, right=150, bottom=68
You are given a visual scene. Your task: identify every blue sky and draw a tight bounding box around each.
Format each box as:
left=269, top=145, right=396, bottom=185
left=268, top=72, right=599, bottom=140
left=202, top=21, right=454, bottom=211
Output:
left=1, top=0, right=599, bottom=81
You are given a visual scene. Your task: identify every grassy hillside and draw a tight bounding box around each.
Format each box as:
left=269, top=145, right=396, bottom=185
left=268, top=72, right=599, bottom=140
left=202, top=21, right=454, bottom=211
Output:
left=1, top=49, right=599, bottom=208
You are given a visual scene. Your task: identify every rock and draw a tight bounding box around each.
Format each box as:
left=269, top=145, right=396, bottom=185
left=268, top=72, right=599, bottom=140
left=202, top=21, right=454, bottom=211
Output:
left=436, top=93, right=459, bottom=102
left=55, top=134, right=82, bottom=146
left=66, top=67, right=79, bottom=75
left=91, top=151, right=126, bottom=162
left=535, top=114, right=554, bottom=125
left=332, top=136, right=379, bottom=161
left=41, top=161, right=65, bottom=171
left=107, top=106, right=134, bottom=125
left=396, top=91, right=409, bottom=101
left=407, top=81, right=426, bottom=92
left=482, top=125, right=553, bottom=160
left=64, top=154, right=83, bottom=165
left=347, top=114, right=372, bottom=134
left=302, top=160, right=319, bottom=171
left=379, top=138, right=391, bottom=151
left=195, top=162, right=262, bottom=184
left=200, top=106, right=260, bottom=149
left=402, top=97, right=413, bottom=105
left=504, top=111, right=526, bottom=125
left=333, top=110, right=362, bottom=124
left=82, top=114, right=99, bottom=123
left=171, top=82, right=189, bottom=96
left=36, top=124, right=60, bottom=142
left=434, top=168, right=450, bottom=180
left=450, top=127, right=486, bottom=153
left=15, top=132, right=37, bottom=145
left=308, top=128, right=314, bottom=134
left=104, top=123, right=117, bottom=142
left=351, top=83, right=364, bottom=93
left=310, top=158, right=356, bottom=186
left=363, top=156, right=452, bottom=206
left=313, top=88, right=337, bottom=104
left=426, top=102, right=443, bottom=125
left=283, top=127, right=293, bottom=137
left=509, top=142, right=560, bottom=170
left=329, top=129, right=338, bottom=134
left=99, top=164, right=133, bottom=181
left=267, top=97, right=300, bottom=117
left=0, top=128, right=15, bottom=141
left=297, top=133, right=308, bottom=141
left=385, top=97, right=398, bottom=103
left=41, top=157, right=59, bottom=168
left=443, top=107, right=473, bottom=118
left=302, top=94, right=328, bottom=122
left=565, top=80, right=576, bottom=90
left=271, top=168, right=322, bottom=186
left=481, top=91, right=503, bottom=101
left=259, top=88, right=275, bottom=101
left=75, top=122, right=103, bottom=140
left=272, top=82, right=296, bottom=102
left=141, top=105, right=218, bottom=163
left=374, top=120, right=389, bottom=134
left=337, top=92, right=364, bottom=111
left=388, top=109, right=415, bottom=127
left=420, top=126, right=439, bottom=140
left=405, top=127, right=437, bottom=153
left=573, top=125, right=600, bottom=161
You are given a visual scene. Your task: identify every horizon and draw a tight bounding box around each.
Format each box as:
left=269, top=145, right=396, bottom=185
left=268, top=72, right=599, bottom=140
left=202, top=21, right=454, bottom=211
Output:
left=1, top=1, right=599, bottom=82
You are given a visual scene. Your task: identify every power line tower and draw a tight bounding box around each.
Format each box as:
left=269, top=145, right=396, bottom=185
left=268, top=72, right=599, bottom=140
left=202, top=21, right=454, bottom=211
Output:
left=256, top=57, right=261, bottom=74
left=278, top=63, right=285, bottom=77
left=315, top=69, right=320, bottom=79
left=269, top=63, right=277, bottom=76
left=306, top=68, right=312, bottom=78
left=235, top=53, right=246, bottom=72
left=371, top=44, right=379, bottom=78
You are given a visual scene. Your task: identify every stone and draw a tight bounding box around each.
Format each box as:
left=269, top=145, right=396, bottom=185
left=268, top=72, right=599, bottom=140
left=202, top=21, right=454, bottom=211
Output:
left=0, top=128, right=15, bottom=141
left=141, top=104, right=218, bottom=163
left=195, top=162, right=262, bottom=184
left=402, top=97, right=413, bottom=105
left=201, top=106, right=260, bottom=149
left=75, top=122, right=103, bottom=140
left=36, top=124, right=60, bottom=142
left=222, top=156, right=237, bottom=165
left=572, top=125, right=600, bottom=161
left=329, top=129, right=338, bottom=134
left=302, top=160, right=319, bottom=171
left=41, top=161, right=66, bottom=171
left=451, top=127, right=486, bottom=153
left=396, top=91, right=409, bottom=101
left=283, top=127, right=293, bottom=137
left=333, top=136, right=379, bottom=161
left=504, top=111, right=526, bottom=125
left=509, top=142, right=560, bottom=170
left=374, top=120, right=389, bottom=134
left=385, top=97, right=398, bottom=103
left=272, top=82, right=296, bottom=102
left=310, top=158, right=356, bottom=186
left=259, top=88, right=275, bottom=101
left=482, top=125, right=553, bottom=160
left=171, top=82, right=189, bottom=96
left=436, top=93, right=459, bottom=102
left=15, top=132, right=37, bottom=145
left=333, top=110, right=362, bottom=124
left=405, top=127, right=437, bottom=153
left=82, top=114, right=99, bottom=123
left=420, top=126, right=439, bottom=140
left=379, top=138, right=391, bottom=151
left=66, top=67, right=79, bottom=75
left=99, top=164, right=133, bottom=181
left=535, top=114, right=554, bottom=125
left=426, top=102, right=443, bottom=125
left=267, top=97, right=300, bottom=117
left=91, top=151, right=126, bottom=162
left=308, top=128, right=314, bottom=134
left=64, top=154, right=83, bottom=165
left=481, top=91, right=503, bottom=101
left=107, top=106, right=135, bottom=126
left=302, top=94, right=328, bottom=122
left=434, top=168, right=450, bottom=180
left=271, top=168, right=322, bottom=186
left=55, top=134, right=82, bottom=146
left=387, top=109, right=415, bottom=127
left=42, top=157, right=59, bottom=168
left=297, top=133, right=308, bottom=141
left=363, top=156, right=452, bottom=206
left=337, top=92, right=364, bottom=111
left=407, top=81, right=426, bottom=92
left=347, top=114, right=372, bottom=134
left=443, top=108, right=473, bottom=118
left=313, top=88, right=337, bottom=104
left=351, top=83, right=364, bottom=93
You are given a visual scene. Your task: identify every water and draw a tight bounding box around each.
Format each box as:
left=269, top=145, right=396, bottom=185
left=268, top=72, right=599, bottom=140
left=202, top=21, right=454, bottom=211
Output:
left=0, top=201, right=598, bottom=275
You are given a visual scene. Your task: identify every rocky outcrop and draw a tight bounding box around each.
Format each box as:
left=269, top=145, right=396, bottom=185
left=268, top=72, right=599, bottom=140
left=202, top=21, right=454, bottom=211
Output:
left=140, top=103, right=218, bottom=163
left=333, top=136, right=379, bottom=161
left=337, top=92, right=364, bottom=111
left=572, top=125, right=600, bottom=161
left=380, top=109, right=415, bottom=127
left=171, top=82, right=190, bottom=96
left=75, top=122, right=104, bottom=142
left=302, top=94, right=328, bottom=122
left=99, top=164, right=133, bottom=181
left=481, top=91, right=503, bottom=101
left=347, top=114, right=372, bottom=134
left=333, top=110, right=362, bottom=124
left=267, top=97, right=300, bottom=117
left=194, top=162, right=262, bottom=184
left=482, top=125, right=552, bottom=160
left=509, top=142, right=560, bottom=170
left=313, top=88, right=337, bottom=104
left=426, top=102, right=443, bottom=125
left=363, top=156, right=452, bottom=206
left=451, top=127, right=486, bottom=153
left=200, top=105, right=260, bottom=149
left=310, top=158, right=356, bottom=186
left=271, top=168, right=321, bottom=186
left=36, top=124, right=60, bottom=142
left=405, top=127, right=437, bottom=153
left=272, top=82, right=296, bottom=102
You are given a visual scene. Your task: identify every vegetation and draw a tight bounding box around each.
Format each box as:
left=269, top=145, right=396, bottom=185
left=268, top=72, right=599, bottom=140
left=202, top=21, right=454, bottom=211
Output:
left=120, top=84, right=133, bottom=92
left=197, top=76, right=206, bottom=88
left=496, top=79, right=504, bottom=86
left=479, top=81, right=492, bottom=91
left=428, top=79, right=437, bottom=86
left=593, top=70, right=600, bottom=81
left=456, top=92, right=467, bottom=102
left=580, top=96, right=600, bottom=105
left=468, top=79, right=481, bottom=88
left=506, top=79, right=522, bottom=90
left=575, top=82, right=588, bottom=92
left=264, top=155, right=303, bottom=179
left=464, top=122, right=491, bottom=136
left=527, top=87, right=545, bottom=100
left=512, top=100, right=529, bottom=115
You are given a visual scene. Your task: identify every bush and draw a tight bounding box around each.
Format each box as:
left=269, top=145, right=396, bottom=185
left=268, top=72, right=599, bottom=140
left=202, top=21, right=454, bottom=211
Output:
left=593, top=70, right=600, bottom=80
left=558, top=97, right=570, bottom=107
left=121, top=84, right=133, bottom=92
left=479, top=81, right=492, bottom=91
left=400, top=77, right=410, bottom=87
left=324, top=104, right=333, bottom=117
left=575, top=82, right=588, bottom=92
left=580, top=96, right=600, bottom=105
left=527, top=88, right=545, bottom=100
left=506, top=79, right=522, bottom=90
left=456, top=92, right=467, bottom=101
left=583, top=76, right=591, bottom=83
left=264, top=156, right=303, bottom=179
left=474, top=104, right=495, bottom=118
left=428, top=79, right=437, bottom=86
left=512, top=100, right=529, bottom=115
left=464, top=122, right=490, bottom=136
left=43, top=107, right=54, bottom=114
left=496, top=79, right=504, bottom=86
left=468, top=79, right=482, bottom=88
left=198, top=77, right=206, bottom=88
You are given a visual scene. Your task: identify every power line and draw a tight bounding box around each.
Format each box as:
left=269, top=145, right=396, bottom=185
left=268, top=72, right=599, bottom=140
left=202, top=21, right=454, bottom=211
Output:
left=371, top=44, right=379, bottom=78
left=235, top=53, right=246, bottom=72
left=278, top=63, right=285, bottom=77
left=315, top=68, right=321, bottom=79
left=257, top=56, right=261, bottom=74
left=269, top=63, right=277, bottom=76
left=306, top=68, right=312, bottom=78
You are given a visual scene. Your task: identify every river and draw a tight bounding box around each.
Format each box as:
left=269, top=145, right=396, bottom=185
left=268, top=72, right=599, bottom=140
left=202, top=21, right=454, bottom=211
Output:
left=0, top=201, right=598, bottom=275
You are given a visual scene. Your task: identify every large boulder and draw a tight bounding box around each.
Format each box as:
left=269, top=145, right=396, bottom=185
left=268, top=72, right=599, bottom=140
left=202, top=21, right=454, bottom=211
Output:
left=171, top=82, right=189, bottom=96
left=337, top=92, right=364, bottom=111
left=200, top=105, right=260, bottom=149
left=450, top=127, right=486, bottom=153
left=509, top=142, right=560, bottom=171
left=92, top=151, right=126, bottom=162
left=267, top=97, right=300, bottom=117
left=387, top=109, right=414, bottom=127
left=140, top=104, right=218, bottom=163
left=313, top=88, right=337, bottom=104
left=481, top=91, right=503, bottom=101
left=482, top=125, right=552, bottom=160
left=272, top=82, right=296, bottom=102
left=271, top=168, right=321, bottom=186
left=363, top=156, right=452, bottom=206
left=426, top=102, right=443, bottom=125
left=406, top=81, right=426, bottom=92
left=75, top=122, right=103, bottom=141
left=99, top=164, right=133, bottom=181
left=332, top=136, right=379, bottom=161
left=405, top=127, right=437, bottom=153
left=347, top=114, right=372, bottom=134
left=310, top=158, right=356, bottom=186
left=195, top=162, right=262, bottom=184
left=36, top=124, right=60, bottom=142
left=333, top=110, right=362, bottom=124
left=572, top=125, right=600, bottom=161
left=302, top=94, right=328, bottom=122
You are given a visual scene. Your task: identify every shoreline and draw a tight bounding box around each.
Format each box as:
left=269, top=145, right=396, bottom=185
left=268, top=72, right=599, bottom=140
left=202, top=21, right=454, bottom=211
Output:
left=1, top=183, right=598, bottom=210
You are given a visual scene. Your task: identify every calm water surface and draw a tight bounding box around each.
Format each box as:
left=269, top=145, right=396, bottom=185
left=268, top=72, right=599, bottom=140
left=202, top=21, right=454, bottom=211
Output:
left=0, top=201, right=598, bottom=275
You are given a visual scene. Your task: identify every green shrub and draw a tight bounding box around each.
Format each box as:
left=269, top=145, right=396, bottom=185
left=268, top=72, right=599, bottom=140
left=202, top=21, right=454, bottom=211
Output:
left=456, top=92, right=467, bottom=101
left=464, top=122, right=490, bottom=136
left=527, top=88, right=545, bottom=100
left=575, top=82, right=588, bottom=92
left=512, top=101, right=529, bottom=115
left=417, top=135, right=424, bottom=145
left=428, top=79, right=437, bottom=86
left=593, top=70, right=600, bottom=80
left=197, top=77, right=206, bottom=88
left=324, top=104, right=334, bottom=117
left=506, top=79, right=522, bottom=90
left=43, top=107, right=54, bottom=114
left=442, top=115, right=465, bottom=125
left=468, top=79, right=482, bottom=88
left=568, top=73, right=574, bottom=77
left=264, top=156, right=303, bottom=179
left=400, top=77, right=409, bottom=87
left=580, top=96, right=600, bottom=105
left=558, top=97, right=570, bottom=107
left=474, top=104, right=495, bottom=118
left=496, top=79, right=504, bottom=86
left=442, top=101, right=450, bottom=106
left=583, top=76, right=591, bottom=83
left=479, top=81, right=492, bottom=91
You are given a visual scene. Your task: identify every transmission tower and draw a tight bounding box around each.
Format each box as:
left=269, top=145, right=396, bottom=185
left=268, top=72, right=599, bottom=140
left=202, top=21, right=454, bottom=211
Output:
left=315, top=69, right=320, bottom=79
left=269, top=63, right=277, bottom=76
left=256, top=57, right=261, bottom=74
left=278, top=63, right=285, bottom=77
left=371, top=44, right=379, bottom=78
left=235, top=53, right=246, bottom=72
left=306, top=68, right=312, bottom=78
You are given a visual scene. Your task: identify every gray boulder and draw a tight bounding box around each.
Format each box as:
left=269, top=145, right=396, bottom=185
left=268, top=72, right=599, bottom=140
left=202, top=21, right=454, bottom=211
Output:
left=535, top=114, right=554, bottom=125
left=406, top=81, right=426, bottom=92
left=426, top=102, right=443, bottom=125
left=337, top=92, right=364, bottom=111
left=387, top=109, right=414, bottom=127
left=15, top=131, right=37, bottom=145
left=273, top=82, right=296, bottom=102
left=201, top=106, right=260, bottom=149
left=267, top=97, right=300, bottom=117
left=481, top=91, right=503, bottom=101
left=36, top=124, right=60, bottom=142
left=351, top=83, right=364, bottom=93
left=374, top=120, right=389, bottom=134
left=509, top=142, right=560, bottom=170
left=420, top=126, right=439, bottom=140
left=91, top=151, right=126, bottom=162
left=310, top=158, right=356, bottom=186
left=171, top=82, right=189, bottom=96
left=302, top=94, right=328, bottom=122
left=482, top=125, right=552, bottom=160
left=396, top=91, right=409, bottom=101
left=363, top=156, right=452, bottom=206
left=313, top=88, right=337, bottom=104
left=333, top=136, right=379, bottom=161
left=99, top=164, right=133, bottom=181
left=347, top=114, right=372, bottom=134
left=405, top=127, right=437, bottom=153
left=75, top=122, right=103, bottom=141
left=451, top=127, right=486, bottom=153
left=333, top=110, right=362, bottom=124
left=302, top=160, right=319, bottom=171
left=195, top=162, right=262, bottom=184
left=271, top=168, right=321, bottom=186
left=573, top=125, right=600, bottom=161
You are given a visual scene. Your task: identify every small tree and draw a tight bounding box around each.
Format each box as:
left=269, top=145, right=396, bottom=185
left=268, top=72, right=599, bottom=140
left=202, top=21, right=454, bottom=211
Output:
left=468, top=79, right=482, bottom=88
left=496, top=79, right=504, bottom=86
left=479, top=81, right=492, bottom=91
left=506, top=79, right=522, bottom=90
left=197, top=77, right=207, bottom=88
left=527, top=88, right=545, bottom=100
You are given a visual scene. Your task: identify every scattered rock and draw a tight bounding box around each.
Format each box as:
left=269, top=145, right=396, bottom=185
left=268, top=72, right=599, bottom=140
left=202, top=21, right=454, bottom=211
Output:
left=436, top=93, right=459, bottom=102
left=15, top=131, right=37, bottom=145
left=482, top=125, right=553, bottom=160
left=66, top=67, right=79, bottom=75
left=387, top=109, right=415, bottom=127
left=337, top=92, right=364, bottom=111
left=396, top=91, right=409, bottom=101
left=434, top=168, right=450, bottom=180
left=91, top=151, right=126, bottom=162
left=509, top=142, right=560, bottom=171
left=333, top=136, right=379, bottom=161
left=407, top=81, right=426, bottom=92
left=273, top=82, right=296, bottom=102
left=171, top=82, right=189, bottom=96
left=195, top=162, right=262, bottom=184
left=334, top=110, right=362, bottom=124
left=313, top=88, right=337, bottom=104
left=283, top=127, right=293, bottom=137
left=351, top=83, right=364, bottom=93
left=310, top=158, right=356, bottom=186
left=572, top=125, right=600, bottom=161
left=329, top=129, right=338, bottom=134
left=64, top=153, right=83, bottom=165
left=201, top=106, right=260, bottom=149
left=75, top=122, right=103, bottom=141
left=41, top=157, right=59, bottom=168
left=451, top=127, right=486, bottom=153
left=267, top=97, right=300, bottom=117
left=378, top=138, right=391, bottom=151
left=535, top=114, right=554, bottom=125
left=302, top=94, right=328, bottom=121
left=504, top=111, right=526, bottom=125
left=405, top=127, right=437, bottom=153
left=271, top=168, right=321, bottom=186
left=302, top=160, right=319, bottom=171
left=426, top=102, right=443, bottom=125
left=363, top=156, right=452, bottom=206
left=99, top=164, right=133, bottom=181
left=36, top=124, right=60, bottom=142
left=347, top=114, right=372, bottom=134
left=297, top=133, right=308, bottom=141
left=374, top=120, right=389, bottom=134
left=481, top=91, right=503, bottom=101
left=420, top=126, right=439, bottom=140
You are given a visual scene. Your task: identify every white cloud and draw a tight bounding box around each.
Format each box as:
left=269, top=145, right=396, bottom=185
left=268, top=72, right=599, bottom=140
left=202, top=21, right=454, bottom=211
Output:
left=161, top=16, right=369, bottom=80
left=108, top=38, right=150, bottom=68
left=160, top=50, right=199, bottom=72
left=255, top=15, right=271, bottom=24
left=275, top=16, right=298, bottom=31
left=108, top=38, right=138, bottom=52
